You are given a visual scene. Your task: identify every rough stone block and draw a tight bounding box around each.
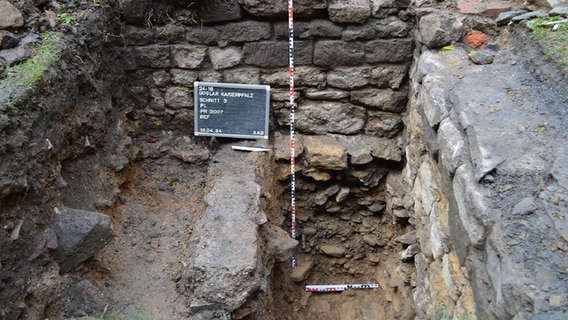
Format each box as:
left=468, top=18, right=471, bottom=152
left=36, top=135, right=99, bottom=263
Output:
left=273, top=132, right=304, bottom=161
left=336, top=134, right=403, bottom=163
left=370, top=137, right=404, bottom=162
left=170, top=136, right=210, bottom=163
left=120, top=25, right=155, bottom=46
left=172, top=45, right=207, bottom=69
left=209, top=47, right=242, bottom=70
left=134, top=46, right=171, bottom=68
left=412, top=50, right=446, bottom=84
left=264, top=224, right=298, bottom=262
left=295, top=66, right=326, bottom=87
left=320, top=244, right=346, bottom=257
left=54, top=208, right=114, bottom=274
left=365, top=110, right=403, bottom=138
left=223, top=68, right=260, bottom=84
left=341, top=136, right=375, bottom=165
left=237, top=0, right=287, bottom=17
left=170, top=69, right=198, bottom=86
left=295, top=41, right=314, bottom=66
left=328, top=0, right=372, bottom=24
left=418, top=12, right=460, bottom=48
left=365, top=38, right=413, bottom=63
left=117, top=0, right=149, bottom=25
left=153, top=24, right=186, bottom=44
left=165, top=86, right=192, bottom=109
left=186, top=146, right=267, bottom=313
left=199, top=0, right=243, bottom=23
left=244, top=42, right=288, bottom=67
left=186, top=26, right=219, bottom=45
left=350, top=88, right=407, bottom=113
left=327, top=67, right=371, bottom=90
left=303, top=135, right=348, bottom=170
left=290, top=258, right=314, bottom=282
left=295, top=20, right=344, bottom=39
left=217, top=21, right=271, bottom=43
left=295, top=0, right=328, bottom=17
left=260, top=70, right=289, bottom=87
left=296, top=101, right=366, bottom=135
left=343, top=17, right=409, bottom=41
left=0, top=1, right=24, bottom=29
left=153, top=70, right=170, bottom=87
left=346, top=166, right=387, bottom=187
left=314, top=40, right=365, bottom=67
left=370, top=63, right=409, bottom=89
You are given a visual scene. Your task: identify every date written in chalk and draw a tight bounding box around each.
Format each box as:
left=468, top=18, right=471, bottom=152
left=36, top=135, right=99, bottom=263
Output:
left=199, top=128, right=265, bottom=136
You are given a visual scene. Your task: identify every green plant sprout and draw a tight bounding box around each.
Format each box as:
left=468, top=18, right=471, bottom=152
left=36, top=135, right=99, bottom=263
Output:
left=58, top=12, right=76, bottom=24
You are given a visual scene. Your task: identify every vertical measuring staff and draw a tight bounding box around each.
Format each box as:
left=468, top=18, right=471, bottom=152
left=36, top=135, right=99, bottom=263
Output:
left=288, top=0, right=297, bottom=268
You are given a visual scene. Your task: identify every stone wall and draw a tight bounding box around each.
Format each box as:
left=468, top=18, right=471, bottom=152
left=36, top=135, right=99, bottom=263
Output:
left=405, top=10, right=568, bottom=320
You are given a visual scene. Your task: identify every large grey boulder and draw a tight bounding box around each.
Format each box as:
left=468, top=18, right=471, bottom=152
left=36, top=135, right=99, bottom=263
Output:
left=54, top=208, right=114, bottom=274
left=0, top=1, right=24, bottom=30
left=418, top=12, right=462, bottom=48
left=185, top=146, right=279, bottom=316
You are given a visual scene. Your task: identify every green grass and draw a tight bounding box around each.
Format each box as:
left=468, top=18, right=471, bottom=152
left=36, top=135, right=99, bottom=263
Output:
left=525, top=16, right=568, bottom=75
left=1, top=31, right=61, bottom=109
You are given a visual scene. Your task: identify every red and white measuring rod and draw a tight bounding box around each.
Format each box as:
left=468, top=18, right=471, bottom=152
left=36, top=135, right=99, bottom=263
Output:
left=306, top=284, right=380, bottom=292
left=288, top=0, right=297, bottom=268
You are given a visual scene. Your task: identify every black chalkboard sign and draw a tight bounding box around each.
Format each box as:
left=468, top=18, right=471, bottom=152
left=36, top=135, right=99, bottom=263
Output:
left=194, top=81, right=270, bottom=139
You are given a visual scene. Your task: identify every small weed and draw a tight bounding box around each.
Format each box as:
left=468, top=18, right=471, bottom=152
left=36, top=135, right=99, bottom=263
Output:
left=58, top=12, right=76, bottom=24
left=442, top=45, right=455, bottom=51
